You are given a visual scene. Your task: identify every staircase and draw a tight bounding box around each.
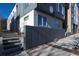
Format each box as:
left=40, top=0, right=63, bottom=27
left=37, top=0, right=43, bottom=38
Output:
left=1, top=32, right=26, bottom=56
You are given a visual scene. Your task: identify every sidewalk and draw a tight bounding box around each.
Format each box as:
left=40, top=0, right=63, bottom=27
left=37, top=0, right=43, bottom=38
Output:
left=26, top=43, right=78, bottom=56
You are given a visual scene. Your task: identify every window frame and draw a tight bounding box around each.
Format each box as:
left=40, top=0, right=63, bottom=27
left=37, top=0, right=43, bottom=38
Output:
left=38, top=15, right=47, bottom=27
left=58, top=3, right=59, bottom=12
left=62, top=5, right=65, bottom=15
left=24, top=15, right=29, bottom=21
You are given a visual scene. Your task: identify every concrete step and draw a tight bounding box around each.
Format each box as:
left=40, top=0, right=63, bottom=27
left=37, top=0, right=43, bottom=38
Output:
left=3, top=46, right=23, bottom=55
left=2, top=34, right=19, bottom=38
left=3, top=43, right=22, bottom=50
left=3, top=37, right=19, bottom=40
left=3, top=40, right=21, bottom=45
left=1, top=33, right=19, bottom=37
left=1, top=32, right=24, bottom=56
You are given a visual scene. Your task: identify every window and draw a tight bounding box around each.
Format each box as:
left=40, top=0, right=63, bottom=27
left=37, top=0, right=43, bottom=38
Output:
left=56, top=4, right=65, bottom=15
left=56, top=3, right=60, bottom=12
left=56, top=3, right=59, bottom=12
left=49, top=6, right=54, bottom=13
left=58, top=4, right=59, bottom=12
left=38, top=15, right=47, bottom=27
left=43, top=17, right=47, bottom=27
left=16, top=5, right=18, bottom=8
left=62, top=5, right=65, bottom=15
left=38, top=15, right=42, bottom=26
left=59, top=4, right=62, bottom=12
left=24, top=16, right=29, bottom=21
left=73, top=24, right=78, bottom=33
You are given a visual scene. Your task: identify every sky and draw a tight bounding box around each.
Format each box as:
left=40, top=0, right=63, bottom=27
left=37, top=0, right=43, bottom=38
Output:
left=0, top=3, right=15, bottom=19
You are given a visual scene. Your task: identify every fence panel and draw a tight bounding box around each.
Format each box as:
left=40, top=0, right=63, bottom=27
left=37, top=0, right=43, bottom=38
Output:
left=24, top=26, right=65, bottom=50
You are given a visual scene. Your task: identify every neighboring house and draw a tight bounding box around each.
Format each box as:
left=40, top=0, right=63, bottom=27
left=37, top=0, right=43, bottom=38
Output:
left=67, top=3, right=73, bottom=35
left=16, top=3, right=66, bottom=33
left=67, top=3, right=79, bottom=35
left=7, top=4, right=18, bottom=31
left=73, top=4, right=79, bottom=33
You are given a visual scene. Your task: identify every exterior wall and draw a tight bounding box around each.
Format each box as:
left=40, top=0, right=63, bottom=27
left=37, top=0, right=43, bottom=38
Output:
left=20, top=9, right=64, bottom=33
left=20, top=10, right=35, bottom=33
left=7, top=19, right=11, bottom=30
left=16, top=3, right=37, bottom=33
left=67, top=4, right=72, bottom=33
left=17, top=3, right=37, bottom=17
left=17, top=3, right=65, bottom=33
left=34, top=10, right=63, bottom=30
left=7, top=4, right=17, bottom=30
left=78, top=9, right=79, bottom=32
left=73, top=4, right=78, bottom=25
left=72, top=4, right=79, bottom=33
left=36, top=3, right=65, bottom=20
left=67, top=3, right=79, bottom=34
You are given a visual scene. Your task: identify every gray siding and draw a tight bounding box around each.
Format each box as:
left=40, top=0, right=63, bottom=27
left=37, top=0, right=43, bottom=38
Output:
left=17, top=3, right=65, bottom=20
left=36, top=3, right=65, bottom=20
left=24, top=26, right=65, bottom=49
left=34, top=10, right=63, bottom=29
left=17, top=3, right=37, bottom=17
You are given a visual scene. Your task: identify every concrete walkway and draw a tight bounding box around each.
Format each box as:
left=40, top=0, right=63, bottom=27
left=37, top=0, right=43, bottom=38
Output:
left=26, top=43, right=78, bottom=56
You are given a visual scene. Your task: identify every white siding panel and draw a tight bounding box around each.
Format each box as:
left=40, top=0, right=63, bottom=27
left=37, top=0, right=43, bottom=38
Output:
left=20, top=10, right=34, bottom=33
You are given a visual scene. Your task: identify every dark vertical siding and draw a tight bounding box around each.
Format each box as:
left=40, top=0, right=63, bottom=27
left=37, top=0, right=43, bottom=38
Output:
left=24, top=26, right=65, bottom=50
left=36, top=3, right=65, bottom=20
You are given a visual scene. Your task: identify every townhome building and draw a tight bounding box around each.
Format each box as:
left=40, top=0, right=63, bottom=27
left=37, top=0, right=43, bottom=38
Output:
left=7, top=3, right=71, bottom=35
left=77, top=5, right=79, bottom=33
left=7, top=4, right=16, bottom=31
left=67, top=3, right=79, bottom=35
left=7, top=4, right=20, bottom=32
left=15, top=3, right=66, bottom=33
